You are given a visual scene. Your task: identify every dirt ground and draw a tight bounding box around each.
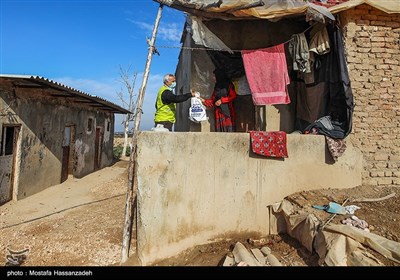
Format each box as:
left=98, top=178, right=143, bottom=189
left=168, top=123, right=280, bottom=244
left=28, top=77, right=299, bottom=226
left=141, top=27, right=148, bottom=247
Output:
left=151, top=185, right=399, bottom=267
left=0, top=155, right=399, bottom=267
left=0, top=159, right=130, bottom=267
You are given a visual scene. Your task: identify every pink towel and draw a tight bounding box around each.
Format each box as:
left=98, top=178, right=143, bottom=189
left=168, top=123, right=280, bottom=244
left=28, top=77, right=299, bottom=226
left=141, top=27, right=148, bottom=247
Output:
left=241, top=44, right=290, bottom=105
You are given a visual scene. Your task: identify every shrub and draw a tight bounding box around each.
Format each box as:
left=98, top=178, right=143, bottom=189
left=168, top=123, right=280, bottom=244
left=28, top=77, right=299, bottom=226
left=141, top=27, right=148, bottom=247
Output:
left=113, top=145, right=131, bottom=158
left=113, top=145, right=123, bottom=158
left=125, top=146, right=131, bottom=157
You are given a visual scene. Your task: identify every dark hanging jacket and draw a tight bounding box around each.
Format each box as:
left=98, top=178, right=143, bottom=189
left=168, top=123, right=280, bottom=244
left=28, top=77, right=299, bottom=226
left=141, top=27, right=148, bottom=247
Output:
left=305, top=24, right=354, bottom=139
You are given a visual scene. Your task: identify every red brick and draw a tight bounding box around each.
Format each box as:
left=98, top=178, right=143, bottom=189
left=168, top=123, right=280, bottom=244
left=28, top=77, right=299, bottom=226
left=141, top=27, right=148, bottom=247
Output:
left=347, top=56, right=362, bottom=63
left=385, top=43, right=400, bottom=50
left=355, top=4, right=370, bottom=11
left=371, top=42, right=385, bottom=47
left=385, top=37, right=397, bottom=43
left=363, top=15, right=378, bottom=21
left=386, top=22, right=400, bottom=28
left=371, top=37, right=385, bottom=42
left=370, top=8, right=390, bottom=16
left=376, top=53, right=393, bottom=58
left=358, top=31, right=371, bottom=37
left=356, top=41, right=371, bottom=47
left=364, top=179, right=379, bottom=186
left=371, top=21, right=387, bottom=26
left=380, top=93, right=394, bottom=100
left=370, top=170, right=385, bottom=177
left=376, top=64, right=390, bottom=70
left=393, top=178, right=400, bottom=185
left=357, top=20, right=370, bottom=25
left=343, top=8, right=399, bottom=187
left=377, top=178, right=394, bottom=185
left=384, top=59, right=399, bottom=65
left=375, top=16, right=393, bottom=22
left=370, top=47, right=386, bottom=53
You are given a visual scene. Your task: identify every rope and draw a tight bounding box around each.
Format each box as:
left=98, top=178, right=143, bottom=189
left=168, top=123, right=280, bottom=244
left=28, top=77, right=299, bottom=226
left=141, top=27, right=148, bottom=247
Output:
left=151, top=23, right=316, bottom=52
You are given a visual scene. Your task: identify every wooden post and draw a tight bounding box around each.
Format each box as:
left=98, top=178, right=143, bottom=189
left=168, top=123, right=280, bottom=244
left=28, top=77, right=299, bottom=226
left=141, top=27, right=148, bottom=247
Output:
left=121, top=4, right=163, bottom=264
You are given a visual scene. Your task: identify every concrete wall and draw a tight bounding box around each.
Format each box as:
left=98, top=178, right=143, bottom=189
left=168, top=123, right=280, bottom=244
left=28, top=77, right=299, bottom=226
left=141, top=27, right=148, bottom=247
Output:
left=0, top=80, right=115, bottom=200
left=340, top=5, right=400, bottom=187
left=136, top=131, right=363, bottom=265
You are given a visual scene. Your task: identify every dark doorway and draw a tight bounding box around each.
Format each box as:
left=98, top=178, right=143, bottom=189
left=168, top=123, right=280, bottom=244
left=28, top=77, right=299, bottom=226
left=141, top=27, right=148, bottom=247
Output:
left=0, top=125, right=20, bottom=205
left=61, top=126, right=72, bottom=183
left=94, top=127, right=103, bottom=171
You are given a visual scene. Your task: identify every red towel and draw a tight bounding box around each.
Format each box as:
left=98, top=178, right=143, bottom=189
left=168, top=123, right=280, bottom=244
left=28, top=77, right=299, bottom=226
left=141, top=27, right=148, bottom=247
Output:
left=249, top=131, right=288, bottom=158
left=241, top=44, right=290, bottom=105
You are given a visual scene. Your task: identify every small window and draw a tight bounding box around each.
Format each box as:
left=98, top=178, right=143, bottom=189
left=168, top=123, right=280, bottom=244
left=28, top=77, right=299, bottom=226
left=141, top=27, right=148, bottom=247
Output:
left=107, top=121, right=110, bottom=132
left=87, top=118, right=93, bottom=133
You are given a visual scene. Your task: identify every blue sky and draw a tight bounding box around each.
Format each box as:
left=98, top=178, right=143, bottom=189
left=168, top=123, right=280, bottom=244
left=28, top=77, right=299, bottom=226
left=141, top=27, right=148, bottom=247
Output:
left=0, top=0, right=186, bottom=132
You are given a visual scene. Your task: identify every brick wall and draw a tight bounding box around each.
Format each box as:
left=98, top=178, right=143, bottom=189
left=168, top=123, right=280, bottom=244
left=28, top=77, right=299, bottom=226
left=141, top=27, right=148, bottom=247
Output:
left=340, top=4, right=400, bottom=186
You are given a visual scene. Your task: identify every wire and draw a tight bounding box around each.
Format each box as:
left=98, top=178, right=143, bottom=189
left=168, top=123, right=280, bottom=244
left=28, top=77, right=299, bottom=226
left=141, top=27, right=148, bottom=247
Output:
left=153, top=23, right=316, bottom=52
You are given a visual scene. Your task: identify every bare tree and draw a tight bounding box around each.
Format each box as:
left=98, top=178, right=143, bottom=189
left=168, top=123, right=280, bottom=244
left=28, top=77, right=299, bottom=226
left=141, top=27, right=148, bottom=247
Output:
left=117, top=65, right=138, bottom=158
left=121, top=4, right=164, bottom=264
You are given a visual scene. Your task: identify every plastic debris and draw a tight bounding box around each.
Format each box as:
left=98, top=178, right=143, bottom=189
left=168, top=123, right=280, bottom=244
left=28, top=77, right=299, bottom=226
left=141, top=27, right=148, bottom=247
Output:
left=342, top=215, right=369, bottom=231
left=313, top=202, right=347, bottom=215
left=344, top=205, right=361, bottom=215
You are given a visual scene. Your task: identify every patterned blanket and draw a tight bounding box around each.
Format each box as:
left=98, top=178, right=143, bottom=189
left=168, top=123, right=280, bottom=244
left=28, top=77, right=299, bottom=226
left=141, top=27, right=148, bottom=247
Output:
left=249, top=131, right=288, bottom=158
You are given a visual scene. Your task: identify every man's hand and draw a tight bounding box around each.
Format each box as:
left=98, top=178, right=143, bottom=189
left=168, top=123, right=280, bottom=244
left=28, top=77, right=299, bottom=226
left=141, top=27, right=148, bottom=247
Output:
left=215, top=99, right=222, bottom=106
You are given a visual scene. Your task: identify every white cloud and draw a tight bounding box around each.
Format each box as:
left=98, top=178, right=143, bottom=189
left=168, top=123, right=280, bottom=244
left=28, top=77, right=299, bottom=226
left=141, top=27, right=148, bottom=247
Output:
left=54, top=74, right=164, bottom=132
left=55, top=77, right=118, bottom=101
left=157, top=23, right=182, bottom=42
left=127, top=19, right=182, bottom=42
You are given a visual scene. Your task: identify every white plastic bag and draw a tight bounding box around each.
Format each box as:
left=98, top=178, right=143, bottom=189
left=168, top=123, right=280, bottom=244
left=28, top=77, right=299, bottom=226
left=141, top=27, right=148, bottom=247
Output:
left=189, top=95, right=207, bottom=123
left=151, top=124, right=169, bottom=132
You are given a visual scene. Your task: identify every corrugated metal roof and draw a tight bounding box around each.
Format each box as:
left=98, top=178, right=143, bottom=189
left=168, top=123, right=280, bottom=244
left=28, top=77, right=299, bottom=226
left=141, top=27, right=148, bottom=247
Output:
left=0, top=74, right=131, bottom=114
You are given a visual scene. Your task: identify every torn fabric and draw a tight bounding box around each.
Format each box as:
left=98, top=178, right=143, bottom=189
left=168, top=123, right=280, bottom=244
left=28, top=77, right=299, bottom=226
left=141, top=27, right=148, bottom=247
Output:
left=269, top=199, right=400, bottom=266
left=156, top=0, right=400, bottom=20
left=189, top=16, right=233, bottom=53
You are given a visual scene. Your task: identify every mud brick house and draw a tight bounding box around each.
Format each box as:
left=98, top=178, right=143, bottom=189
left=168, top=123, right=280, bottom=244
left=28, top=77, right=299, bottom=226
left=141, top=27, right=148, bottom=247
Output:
left=0, top=75, right=130, bottom=205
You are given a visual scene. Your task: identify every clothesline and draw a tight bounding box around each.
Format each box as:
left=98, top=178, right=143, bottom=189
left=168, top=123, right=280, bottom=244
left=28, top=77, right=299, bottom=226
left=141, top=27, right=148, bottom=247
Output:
left=151, top=23, right=316, bottom=53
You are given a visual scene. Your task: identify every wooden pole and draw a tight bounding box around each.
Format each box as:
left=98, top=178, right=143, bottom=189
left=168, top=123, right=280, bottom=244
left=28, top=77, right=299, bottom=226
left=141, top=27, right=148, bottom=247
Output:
left=121, top=4, right=163, bottom=264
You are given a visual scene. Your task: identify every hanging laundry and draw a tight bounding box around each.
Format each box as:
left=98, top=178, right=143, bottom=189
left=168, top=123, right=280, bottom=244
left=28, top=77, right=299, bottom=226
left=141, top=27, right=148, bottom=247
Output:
left=295, top=81, right=329, bottom=124
left=232, top=75, right=251, bottom=96
left=249, top=131, right=288, bottom=158
left=288, top=33, right=311, bottom=74
left=189, top=15, right=233, bottom=54
left=299, top=23, right=331, bottom=85
left=309, top=24, right=331, bottom=55
left=241, top=44, right=290, bottom=105
left=304, top=115, right=346, bottom=139
left=310, top=24, right=354, bottom=139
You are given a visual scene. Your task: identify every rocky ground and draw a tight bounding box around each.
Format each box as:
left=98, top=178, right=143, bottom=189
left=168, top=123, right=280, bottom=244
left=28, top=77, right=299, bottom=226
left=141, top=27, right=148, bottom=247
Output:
left=0, top=152, right=398, bottom=267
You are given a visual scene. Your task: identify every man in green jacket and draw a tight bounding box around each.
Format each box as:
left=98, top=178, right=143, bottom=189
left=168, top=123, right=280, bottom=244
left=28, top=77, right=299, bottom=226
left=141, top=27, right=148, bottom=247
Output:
left=154, top=73, right=195, bottom=131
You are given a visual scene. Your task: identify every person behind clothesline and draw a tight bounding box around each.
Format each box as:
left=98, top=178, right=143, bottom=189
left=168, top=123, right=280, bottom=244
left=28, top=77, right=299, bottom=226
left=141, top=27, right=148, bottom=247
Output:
left=200, top=69, right=237, bottom=132
left=154, top=73, right=196, bottom=131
